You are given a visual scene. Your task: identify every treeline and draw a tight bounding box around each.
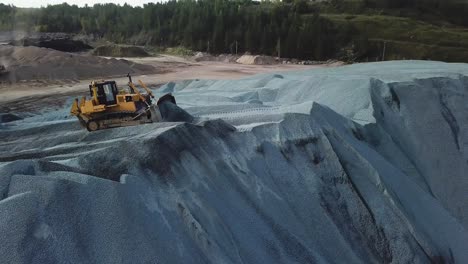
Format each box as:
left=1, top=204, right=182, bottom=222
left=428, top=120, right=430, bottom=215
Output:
left=0, top=0, right=344, bottom=59
left=1, top=0, right=468, bottom=60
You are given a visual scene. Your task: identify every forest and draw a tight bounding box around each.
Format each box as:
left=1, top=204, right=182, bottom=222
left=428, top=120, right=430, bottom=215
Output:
left=1, top=0, right=468, bottom=61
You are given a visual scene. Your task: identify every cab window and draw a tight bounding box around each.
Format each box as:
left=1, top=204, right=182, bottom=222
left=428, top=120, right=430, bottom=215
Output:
left=103, top=83, right=114, bottom=102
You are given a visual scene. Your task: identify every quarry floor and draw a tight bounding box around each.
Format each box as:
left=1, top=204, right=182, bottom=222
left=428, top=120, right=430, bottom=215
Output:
left=0, top=55, right=335, bottom=113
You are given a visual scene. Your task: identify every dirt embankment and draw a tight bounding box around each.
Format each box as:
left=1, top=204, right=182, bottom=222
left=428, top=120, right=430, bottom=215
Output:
left=0, top=45, right=156, bottom=84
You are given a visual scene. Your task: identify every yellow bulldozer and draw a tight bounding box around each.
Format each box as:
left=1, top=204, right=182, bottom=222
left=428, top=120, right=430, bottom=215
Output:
left=70, top=74, right=176, bottom=131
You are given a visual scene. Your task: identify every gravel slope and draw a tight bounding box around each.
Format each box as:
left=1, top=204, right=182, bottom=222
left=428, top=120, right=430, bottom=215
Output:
left=0, top=61, right=467, bottom=263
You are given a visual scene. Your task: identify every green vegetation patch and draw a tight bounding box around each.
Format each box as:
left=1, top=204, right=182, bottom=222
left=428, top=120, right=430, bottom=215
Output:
left=321, top=13, right=468, bottom=62
left=163, top=46, right=194, bottom=57
left=367, top=39, right=468, bottom=62
left=92, top=45, right=150, bottom=57
left=323, top=14, right=468, bottom=48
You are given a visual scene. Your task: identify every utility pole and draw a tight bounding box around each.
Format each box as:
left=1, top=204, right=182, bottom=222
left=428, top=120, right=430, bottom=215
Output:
left=382, top=41, right=387, bottom=61
left=235, top=41, right=238, bottom=55
left=277, top=37, right=281, bottom=58
left=207, top=40, right=210, bottom=53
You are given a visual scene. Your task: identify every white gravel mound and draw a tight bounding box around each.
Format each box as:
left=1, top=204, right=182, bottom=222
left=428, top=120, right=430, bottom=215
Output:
left=236, top=54, right=277, bottom=65
left=0, top=60, right=467, bottom=263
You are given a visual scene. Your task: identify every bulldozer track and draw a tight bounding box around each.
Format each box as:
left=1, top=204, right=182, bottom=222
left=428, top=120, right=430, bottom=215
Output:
left=91, top=111, right=139, bottom=121
left=85, top=110, right=153, bottom=131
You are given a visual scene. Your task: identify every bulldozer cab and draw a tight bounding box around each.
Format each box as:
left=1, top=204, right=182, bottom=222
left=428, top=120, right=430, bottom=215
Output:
left=90, top=81, right=118, bottom=106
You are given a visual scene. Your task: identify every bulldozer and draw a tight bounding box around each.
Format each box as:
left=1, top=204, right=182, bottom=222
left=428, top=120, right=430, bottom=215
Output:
left=70, top=74, right=176, bottom=131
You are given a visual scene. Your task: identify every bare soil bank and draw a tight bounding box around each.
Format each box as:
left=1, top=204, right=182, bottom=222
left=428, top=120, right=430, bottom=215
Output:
left=0, top=45, right=156, bottom=84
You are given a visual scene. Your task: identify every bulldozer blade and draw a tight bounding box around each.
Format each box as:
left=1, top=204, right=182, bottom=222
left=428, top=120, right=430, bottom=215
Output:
left=149, top=105, right=163, bottom=122
left=157, top=93, right=176, bottom=106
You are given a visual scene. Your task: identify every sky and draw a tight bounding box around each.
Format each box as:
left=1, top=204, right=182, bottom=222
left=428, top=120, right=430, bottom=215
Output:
left=2, top=0, right=158, bottom=8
